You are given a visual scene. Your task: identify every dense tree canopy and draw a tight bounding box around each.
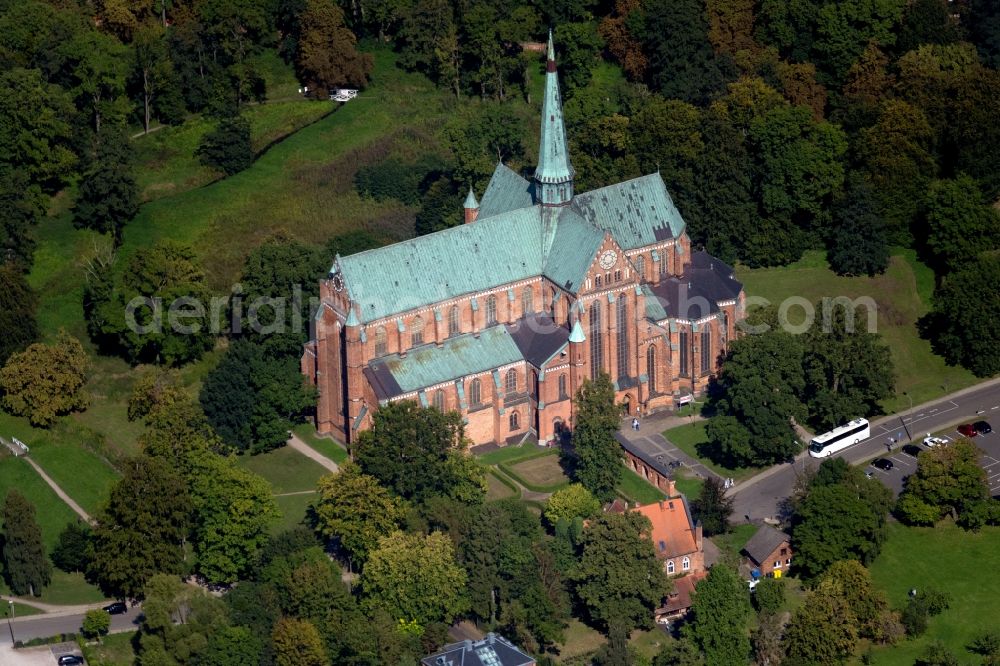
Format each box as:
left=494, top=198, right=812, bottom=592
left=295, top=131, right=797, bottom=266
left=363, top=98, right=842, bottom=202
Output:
left=685, top=565, right=752, bottom=664
left=0, top=264, right=38, bottom=366
left=925, top=255, right=1000, bottom=377
left=571, top=374, right=623, bottom=501
left=0, top=331, right=89, bottom=427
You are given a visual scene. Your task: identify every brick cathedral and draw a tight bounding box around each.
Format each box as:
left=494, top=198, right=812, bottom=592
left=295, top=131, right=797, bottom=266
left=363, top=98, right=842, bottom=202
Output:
left=302, top=34, right=746, bottom=446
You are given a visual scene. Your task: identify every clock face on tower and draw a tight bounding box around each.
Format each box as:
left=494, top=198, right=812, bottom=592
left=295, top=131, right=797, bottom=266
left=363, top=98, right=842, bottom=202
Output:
left=599, top=249, right=617, bottom=270
left=331, top=273, right=345, bottom=292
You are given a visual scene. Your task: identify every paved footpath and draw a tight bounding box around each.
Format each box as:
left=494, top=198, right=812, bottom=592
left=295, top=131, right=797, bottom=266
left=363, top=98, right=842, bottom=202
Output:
left=286, top=432, right=340, bottom=473
left=616, top=411, right=723, bottom=484
left=21, top=457, right=92, bottom=523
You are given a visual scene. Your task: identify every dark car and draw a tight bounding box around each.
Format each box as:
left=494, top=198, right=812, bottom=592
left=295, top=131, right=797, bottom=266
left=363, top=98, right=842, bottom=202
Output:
left=871, top=458, right=894, bottom=471
left=902, top=444, right=922, bottom=457
left=958, top=423, right=979, bottom=437
left=103, top=601, right=127, bottom=615
left=974, top=421, right=993, bottom=435
left=57, top=656, right=85, bottom=665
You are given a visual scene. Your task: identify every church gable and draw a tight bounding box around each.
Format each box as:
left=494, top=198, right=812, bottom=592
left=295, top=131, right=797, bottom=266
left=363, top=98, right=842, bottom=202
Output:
left=478, top=163, right=535, bottom=219
left=579, top=233, right=631, bottom=294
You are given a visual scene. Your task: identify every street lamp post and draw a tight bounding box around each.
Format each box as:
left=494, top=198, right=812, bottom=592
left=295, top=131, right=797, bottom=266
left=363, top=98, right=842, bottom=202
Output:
left=7, top=599, right=14, bottom=645
left=900, top=392, right=913, bottom=442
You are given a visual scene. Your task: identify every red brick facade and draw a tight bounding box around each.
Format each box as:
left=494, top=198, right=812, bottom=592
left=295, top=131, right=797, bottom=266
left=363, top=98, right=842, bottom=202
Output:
left=301, top=239, right=744, bottom=447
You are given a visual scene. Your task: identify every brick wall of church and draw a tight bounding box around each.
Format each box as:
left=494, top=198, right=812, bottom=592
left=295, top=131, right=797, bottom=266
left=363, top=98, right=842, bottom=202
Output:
left=305, top=232, right=740, bottom=446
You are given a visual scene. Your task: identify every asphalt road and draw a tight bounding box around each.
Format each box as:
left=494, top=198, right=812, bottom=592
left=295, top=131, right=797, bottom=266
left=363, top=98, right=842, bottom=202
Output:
left=730, top=378, right=1000, bottom=522
left=0, top=606, right=143, bottom=647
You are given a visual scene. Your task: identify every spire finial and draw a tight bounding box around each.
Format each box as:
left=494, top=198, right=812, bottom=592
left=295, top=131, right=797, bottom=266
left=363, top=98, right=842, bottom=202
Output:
left=534, top=27, right=575, bottom=206
left=547, top=29, right=555, bottom=63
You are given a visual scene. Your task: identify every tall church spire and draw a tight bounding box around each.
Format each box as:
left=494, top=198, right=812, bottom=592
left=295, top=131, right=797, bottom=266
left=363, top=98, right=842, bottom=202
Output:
left=534, top=30, right=575, bottom=207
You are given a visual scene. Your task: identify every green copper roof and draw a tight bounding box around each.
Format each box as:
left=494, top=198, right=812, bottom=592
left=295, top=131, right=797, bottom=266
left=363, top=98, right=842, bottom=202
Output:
left=464, top=187, right=479, bottom=209
left=345, top=307, right=359, bottom=326
left=572, top=174, right=685, bottom=248
left=339, top=207, right=543, bottom=323
left=543, top=207, right=604, bottom=291
left=643, top=284, right=667, bottom=321
left=534, top=31, right=574, bottom=186
left=372, top=325, right=524, bottom=396
left=479, top=163, right=535, bottom=218
left=568, top=320, right=586, bottom=342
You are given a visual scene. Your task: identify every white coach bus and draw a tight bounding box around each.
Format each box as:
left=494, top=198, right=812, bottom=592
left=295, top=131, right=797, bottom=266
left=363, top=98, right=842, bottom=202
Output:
left=808, top=418, right=871, bottom=458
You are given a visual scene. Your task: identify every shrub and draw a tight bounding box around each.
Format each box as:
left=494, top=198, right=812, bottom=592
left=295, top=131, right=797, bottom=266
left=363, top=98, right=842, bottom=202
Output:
left=81, top=609, right=110, bottom=639
left=753, top=577, right=785, bottom=616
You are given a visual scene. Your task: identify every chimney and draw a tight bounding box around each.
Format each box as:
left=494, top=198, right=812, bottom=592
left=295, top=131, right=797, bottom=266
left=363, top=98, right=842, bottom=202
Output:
left=696, top=520, right=703, bottom=551
left=667, top=478, right=676, bottom=498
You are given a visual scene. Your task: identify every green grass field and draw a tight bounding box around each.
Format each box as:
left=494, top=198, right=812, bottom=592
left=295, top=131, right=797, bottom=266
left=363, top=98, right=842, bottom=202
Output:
left=617, top=468, right=667, bottom=504
left=273, top=492, right=315, bottom=534
left=476, top=442, right=552, bottom=465
left=7, top=602, right=44, bottom=617
left=710, top=523, right=758, bottom=562
left=503, top=454, right=571, bottom=492
left=82, top=630, right=138, bottom=665
left=0, top=455, right=86, bottom=551
left=736, top=249, right=979, bottom=412
left=27, top=439, right=119, bottom=516
left=486, top=471, right=519, bottom=500
left=662, top=422, right=759, bottom=482
left=236, top=446, right=329, bottom=495
left=867, top=522, right=1000, bottom=664
left=672, top=471, right=704, bottom=501
left=292, top=423, right=349, bottom=465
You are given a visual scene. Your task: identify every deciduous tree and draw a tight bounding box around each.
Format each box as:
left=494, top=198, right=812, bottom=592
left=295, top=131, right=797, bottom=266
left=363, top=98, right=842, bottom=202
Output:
left=923, top=175, right=1000, bottom=274
left=0, top=331, right=89, bottom=427
left=82, top=608, right=110, bottom=639
left=544, top=483, right=601, bottom=526
left=51, top=521, right=91, bottom=574
left=197, top=115, right=253, bottom=175
left=362, top=530, right=470, bottom=626
left=783, top=584, right=858, bottom=664
left=1, top=490, right=52, bottom=596
left=574, top=512, right=670, bottom=631
left=924, top=255, right=1000, bottom=377
left=828, top=176, right=890, bottom=277
left=685, top=565, right=751, bottom=664
left=272, top=618, right=328, bottom=666
left=355, top=400, right=485, bottom=504
left=73, top=127, right=139, bottom=242
left=296, top=0, right=373, bottom=93
left=310, top=462, right=407, bottom=565
left=897, top=438, right=988, bottom=522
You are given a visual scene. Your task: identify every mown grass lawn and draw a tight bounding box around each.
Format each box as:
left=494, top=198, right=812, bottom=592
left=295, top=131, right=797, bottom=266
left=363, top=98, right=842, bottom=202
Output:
left=663, top=422, right=760, bottom=482
left=26, top=439, right=119, bottom=516
left=866, top=521, right=1000, bottom=665
left=672, top=471, right=704, bottom=501
left=617, top=468, right=667, bottom=504
left=292, top=423, right=349, bottom=465
left=83, top=630, right=138, bottom=665
left=273, top=492, right=315, bottom=535
left=476, top=441, right=551, bottom=466
left=7, top=602, right=44, bottom=617
left=710, top=522, right=758, bottom=562
left=236, top=445, right=329, bottom=495
left=736, top=249, right=978, bottom=413
left=0, top=455, right=85, bottom=551
left=486, top=471, right=519, bottom=500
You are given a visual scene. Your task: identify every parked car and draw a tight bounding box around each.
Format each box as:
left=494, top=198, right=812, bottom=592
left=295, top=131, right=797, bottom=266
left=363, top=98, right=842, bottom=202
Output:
left=923, top=434, right=950, bottom=447
left=958, top=423, right=979, bottom=437
left=103, top=601, right=127, bottom=615
left=57, top=656, right=85, bottom=665
left=902, top=444, right=922, bottom=457
left=974, top=420, right=993, bottom=435
left=871, top=458, right=894, bottom=471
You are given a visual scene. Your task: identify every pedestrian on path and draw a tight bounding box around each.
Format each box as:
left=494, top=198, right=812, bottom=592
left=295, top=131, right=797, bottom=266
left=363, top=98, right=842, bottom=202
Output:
left=631, top=417, right=639, bottom=431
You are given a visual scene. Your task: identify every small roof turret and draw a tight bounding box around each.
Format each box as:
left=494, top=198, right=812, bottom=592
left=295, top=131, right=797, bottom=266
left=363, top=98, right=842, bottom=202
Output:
left=345, top=307, right=359, bottom=327
left=464, top=187, right=479, bottom=209
left=568, top=319, right=586, bottom=343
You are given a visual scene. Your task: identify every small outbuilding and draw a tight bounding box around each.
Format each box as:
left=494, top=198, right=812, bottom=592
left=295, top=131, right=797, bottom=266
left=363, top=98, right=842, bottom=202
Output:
left=742, top=524, right=792, bottom=577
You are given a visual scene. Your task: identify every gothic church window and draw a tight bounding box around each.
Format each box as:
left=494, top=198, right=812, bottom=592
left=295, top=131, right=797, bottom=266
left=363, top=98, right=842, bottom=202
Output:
left=505, top=368, right=517, bottom=393
left=522, top=287, right=533, bottom=315
left=486, top=295, right=497, bottom=326
left=636, top=256, right=646, bottom=279
left=470, top=378, right=482, bottom=406
left=616, top=297, right=629, bottom=378
left=679, top=331, right=689, bottom=377
left=510, top=411, right=520, bottom=430
left=411, top=316, right=424, bottom=345
left=590, top=301, right=604, bottom=378
left=448, top=305, right=460, bottom=336
left=701, top=329, right=711, bottom=375
left=375, top=326, right=387, bottom=356
left=433, top=389, right=445, bottom=412
left=647, top=345, right=657, bottom=394
left=559, top=374, right=568, bottom=399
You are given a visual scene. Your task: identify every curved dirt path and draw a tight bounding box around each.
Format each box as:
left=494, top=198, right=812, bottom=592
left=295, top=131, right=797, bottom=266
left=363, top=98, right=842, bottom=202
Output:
left=21, top=456, right=91, bottom=523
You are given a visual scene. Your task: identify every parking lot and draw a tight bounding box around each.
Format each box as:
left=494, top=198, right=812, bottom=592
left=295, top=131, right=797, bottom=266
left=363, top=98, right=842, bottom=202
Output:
left=863, top=420, right=999, bottom=498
